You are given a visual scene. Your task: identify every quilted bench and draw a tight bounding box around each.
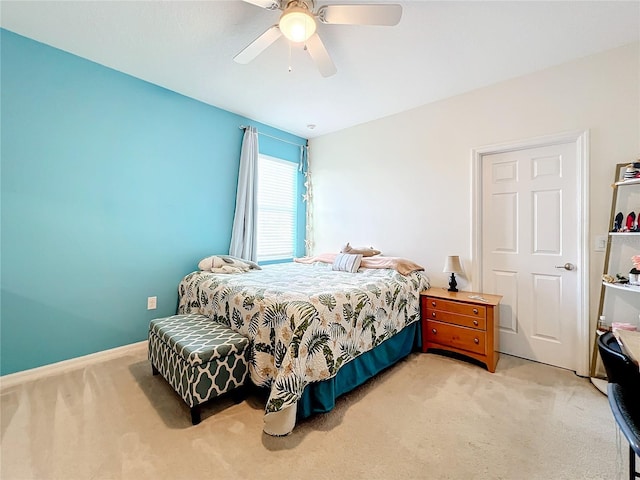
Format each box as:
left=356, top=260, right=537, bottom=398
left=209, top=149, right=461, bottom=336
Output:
left=148, top=313, right=250, bottom=424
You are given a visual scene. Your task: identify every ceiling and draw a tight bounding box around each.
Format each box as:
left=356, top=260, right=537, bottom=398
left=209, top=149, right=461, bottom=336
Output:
left=1, top=1, right=639, bottom=138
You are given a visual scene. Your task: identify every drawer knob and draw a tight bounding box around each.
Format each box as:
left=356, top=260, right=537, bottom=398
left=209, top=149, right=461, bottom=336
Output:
left=431, top=301, right=436, bottom=307
left=432, top=312, right=436, bottom=317
left=473, top=308, right=479, bottom=314
left=473, top=320, right=478, bottom=326
left=432, top=328, right=437, bottom=334
left=474, top=337, right=479, bottom=344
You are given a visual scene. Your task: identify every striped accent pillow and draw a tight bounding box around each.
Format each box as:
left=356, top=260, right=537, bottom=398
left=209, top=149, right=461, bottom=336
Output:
left=332, top=253, right=363, bottom=273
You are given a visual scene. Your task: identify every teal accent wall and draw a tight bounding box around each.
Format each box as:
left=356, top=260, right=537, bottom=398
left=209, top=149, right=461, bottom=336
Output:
left=0, top=29, right=306, bottom=375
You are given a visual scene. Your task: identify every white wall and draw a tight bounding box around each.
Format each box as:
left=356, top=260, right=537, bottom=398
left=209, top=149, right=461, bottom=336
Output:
left=309, top=42, right=639, bottom=333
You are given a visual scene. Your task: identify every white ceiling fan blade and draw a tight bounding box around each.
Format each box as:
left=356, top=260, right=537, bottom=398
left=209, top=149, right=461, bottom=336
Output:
left=241, top=0, right=280, bottom=10
left=317, top=4, right=402, bottom=26
left=305, top=33, right=337, bottom=78
left=234, top=25, right=282, bottom=64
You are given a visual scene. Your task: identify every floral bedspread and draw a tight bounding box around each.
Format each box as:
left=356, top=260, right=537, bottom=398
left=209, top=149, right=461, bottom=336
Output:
left=177, top=262, right=430, bottom=434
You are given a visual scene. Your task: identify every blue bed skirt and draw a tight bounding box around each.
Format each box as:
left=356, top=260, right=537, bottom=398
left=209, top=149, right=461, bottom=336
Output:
left=297, top=321, right=420, bottom=419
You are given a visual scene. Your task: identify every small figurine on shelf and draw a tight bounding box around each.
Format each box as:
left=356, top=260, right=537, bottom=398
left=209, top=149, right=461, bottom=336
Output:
left=622, top=162, right=640, bottom=181
left=613, top=212, right=624, bottom=232
left=626, top=212, right=637, bottom=232
left=597, top=315, right=609, bottom=333
left=616, top=273, right=629, bottom=284
left=631, top=256, right=640, bottom=285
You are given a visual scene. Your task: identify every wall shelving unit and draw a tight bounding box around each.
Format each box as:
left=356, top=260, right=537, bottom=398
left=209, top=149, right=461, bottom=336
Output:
left=590, top=164, right=640, bottom=393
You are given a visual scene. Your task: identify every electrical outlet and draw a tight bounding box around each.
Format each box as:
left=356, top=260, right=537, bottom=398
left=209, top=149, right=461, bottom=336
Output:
left=147, top=296, right=157, bottom=310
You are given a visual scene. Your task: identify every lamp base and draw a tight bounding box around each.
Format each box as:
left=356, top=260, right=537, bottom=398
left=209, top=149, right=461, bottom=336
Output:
left=447, top=273, right=458, bottom=292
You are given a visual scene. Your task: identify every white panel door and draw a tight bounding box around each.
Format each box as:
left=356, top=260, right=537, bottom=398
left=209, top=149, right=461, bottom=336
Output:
left=482, top=143, right=578, bottom=370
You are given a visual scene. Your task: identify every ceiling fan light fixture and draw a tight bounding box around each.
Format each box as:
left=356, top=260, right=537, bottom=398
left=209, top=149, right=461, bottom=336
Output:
left=279, top=7, right=316, bottom=43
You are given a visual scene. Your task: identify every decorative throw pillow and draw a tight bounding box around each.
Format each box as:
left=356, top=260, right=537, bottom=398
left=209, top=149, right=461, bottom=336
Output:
left=332, top=253, right=363, bottom=273
left=341, top=242, right=381, bottom=257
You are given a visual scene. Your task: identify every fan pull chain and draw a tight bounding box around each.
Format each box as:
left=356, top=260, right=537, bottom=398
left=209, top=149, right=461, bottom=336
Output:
left=288, top=42, right=292, bottom=73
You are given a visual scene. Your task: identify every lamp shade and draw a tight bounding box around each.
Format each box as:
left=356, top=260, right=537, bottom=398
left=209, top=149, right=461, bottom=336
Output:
left=443, top=255, right=464, bottom=274
left=279, top=7, right=316, bottom=42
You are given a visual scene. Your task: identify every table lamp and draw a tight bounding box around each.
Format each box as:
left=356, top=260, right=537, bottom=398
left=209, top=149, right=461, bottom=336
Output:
left=443, top=255, right=464, bottom=292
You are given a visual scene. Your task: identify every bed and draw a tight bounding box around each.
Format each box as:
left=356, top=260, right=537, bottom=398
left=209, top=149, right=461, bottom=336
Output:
left=177, top=260, right=430, bottom=435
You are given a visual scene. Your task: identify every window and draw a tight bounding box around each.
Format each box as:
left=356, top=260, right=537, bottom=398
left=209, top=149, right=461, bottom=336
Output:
left=256, top=154, right=298, bottom=262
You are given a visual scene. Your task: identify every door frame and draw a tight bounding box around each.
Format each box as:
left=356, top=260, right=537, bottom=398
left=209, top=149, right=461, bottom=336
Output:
left=470, top=130, right=590, bottom=376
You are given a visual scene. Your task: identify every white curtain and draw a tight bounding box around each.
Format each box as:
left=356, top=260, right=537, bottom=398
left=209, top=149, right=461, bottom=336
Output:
left=229, top=126, right=259, bottom=261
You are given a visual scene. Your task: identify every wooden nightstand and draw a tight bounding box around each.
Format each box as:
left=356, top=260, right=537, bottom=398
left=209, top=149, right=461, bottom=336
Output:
left=421, top=288, right=502, bottom=372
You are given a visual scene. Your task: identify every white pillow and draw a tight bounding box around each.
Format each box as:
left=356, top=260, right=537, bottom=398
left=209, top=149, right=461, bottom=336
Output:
left=332, top=253, right=363, bottom=273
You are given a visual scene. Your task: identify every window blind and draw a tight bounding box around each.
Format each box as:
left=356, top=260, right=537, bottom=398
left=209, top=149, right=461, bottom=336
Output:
left=257, top=154, right=297, bottom=262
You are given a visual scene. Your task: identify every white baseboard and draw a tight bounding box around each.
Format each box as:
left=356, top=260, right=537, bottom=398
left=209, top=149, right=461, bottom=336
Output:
left=0, top=341, right=148, bottom=391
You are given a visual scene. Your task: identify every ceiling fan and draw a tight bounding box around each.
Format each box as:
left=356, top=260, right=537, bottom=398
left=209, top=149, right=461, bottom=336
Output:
left=234, top=0, right=402, bottom=77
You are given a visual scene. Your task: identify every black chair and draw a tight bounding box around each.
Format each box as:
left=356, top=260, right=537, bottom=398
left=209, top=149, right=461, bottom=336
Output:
left=598, top=331, right=640, bottom=480
left=597, top=332, right=640, bottom=390
left=607, top=383, right=640, bottom=480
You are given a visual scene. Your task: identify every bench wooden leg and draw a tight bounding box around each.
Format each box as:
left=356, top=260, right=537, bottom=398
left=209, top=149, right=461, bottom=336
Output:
left=190, top=405, right=201, bottom=425
left=151, top=364, right=159, bottom=376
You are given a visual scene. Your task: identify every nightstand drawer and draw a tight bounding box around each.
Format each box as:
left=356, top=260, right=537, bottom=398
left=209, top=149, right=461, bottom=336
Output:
left=425, top=320, right=486, bottom=355
left=422, top=296, right=486, bottom=319
left=425, top=308, right=487, bottom=330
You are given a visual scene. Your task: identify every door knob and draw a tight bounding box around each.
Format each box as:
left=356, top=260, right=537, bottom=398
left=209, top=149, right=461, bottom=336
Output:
left=555, top=263, right=575, bottom=271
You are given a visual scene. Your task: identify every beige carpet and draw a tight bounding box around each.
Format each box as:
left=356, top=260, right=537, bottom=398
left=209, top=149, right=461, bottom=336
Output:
left=0, top=349, right=627, bottom=480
